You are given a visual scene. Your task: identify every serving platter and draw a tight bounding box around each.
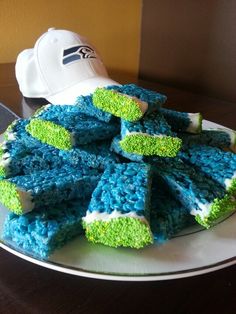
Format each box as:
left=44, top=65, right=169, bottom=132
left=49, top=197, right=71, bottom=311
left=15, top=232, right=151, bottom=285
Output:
left=0, top=120, right=235, bottom=281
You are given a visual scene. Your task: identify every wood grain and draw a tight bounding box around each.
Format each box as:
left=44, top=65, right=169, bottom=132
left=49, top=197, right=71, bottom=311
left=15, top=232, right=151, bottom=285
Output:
left=0, top=63, right=22, bottom=116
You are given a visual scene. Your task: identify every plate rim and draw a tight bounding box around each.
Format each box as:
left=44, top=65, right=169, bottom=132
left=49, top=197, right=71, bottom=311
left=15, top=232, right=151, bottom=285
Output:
left=0, top=240, right=235, bottom=281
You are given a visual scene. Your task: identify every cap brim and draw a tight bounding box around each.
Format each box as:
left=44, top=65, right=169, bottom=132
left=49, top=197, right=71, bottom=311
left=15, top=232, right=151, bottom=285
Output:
left=47, top=76, right=120, bottom=105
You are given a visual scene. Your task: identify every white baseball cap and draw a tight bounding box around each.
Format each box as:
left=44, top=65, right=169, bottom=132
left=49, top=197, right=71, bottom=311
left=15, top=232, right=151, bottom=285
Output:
left=15, top=28, right=119, bottom=105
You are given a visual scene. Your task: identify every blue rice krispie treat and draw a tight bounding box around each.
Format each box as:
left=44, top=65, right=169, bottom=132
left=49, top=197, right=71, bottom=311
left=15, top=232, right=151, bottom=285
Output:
left=0, top=121, right=69, bottom=178
left=2, top=118, right=25, bottom=141
left=0, top=119, right=58, bottom=178
left=110, top=136, right=162, bottom=164
left=178, top=128, right=236, bottom=153
left=26, top=104, right=120, bottom=150
left=106, top=84, right=167, bottom=113
left=82, top=163, right=153, bottom=249
left=2, top=119, right=40, bottom=148
left=110, top=136, right=145, bottom=162
left=93, top=87, right=149, bottom=122
left=1, top=118, right=66, bottom=175
left=92, top=84, right=167, bottom=122
left=0, top=141, right=64, bottom=179
left=150, top=176, right=193, bottom=243
left=119, top=111, right=182, bottom=157
left=153, top=158, right=236, bottom=228
left=60, top=140, right=120, bottom=170
left=75, top=94, right=114, bottom=122
left=179, top=145, right=236, bottom=193
left=0, top=165, right=100, bottom=215
left=1, top=130, right=118, bottom=178
left=160, top=108, right=202, bottom=134
left=2, top=198, right=89, bottom=259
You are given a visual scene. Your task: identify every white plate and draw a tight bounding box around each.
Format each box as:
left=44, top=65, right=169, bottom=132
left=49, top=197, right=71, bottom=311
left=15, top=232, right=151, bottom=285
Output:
left=0, top=120, right=235, bottom=281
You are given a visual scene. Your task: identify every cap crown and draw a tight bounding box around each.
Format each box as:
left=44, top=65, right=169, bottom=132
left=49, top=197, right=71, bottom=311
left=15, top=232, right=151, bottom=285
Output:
left=16, top=28, right=109, bottom=99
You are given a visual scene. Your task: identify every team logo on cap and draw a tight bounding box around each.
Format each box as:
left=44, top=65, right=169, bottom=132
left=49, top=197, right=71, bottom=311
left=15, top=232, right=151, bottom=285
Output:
left=62, top=45, right=97, bottom=65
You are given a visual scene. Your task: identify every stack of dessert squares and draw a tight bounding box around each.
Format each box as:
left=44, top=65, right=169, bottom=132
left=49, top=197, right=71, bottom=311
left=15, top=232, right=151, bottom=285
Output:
left=0, top=83, right=236, bottom=259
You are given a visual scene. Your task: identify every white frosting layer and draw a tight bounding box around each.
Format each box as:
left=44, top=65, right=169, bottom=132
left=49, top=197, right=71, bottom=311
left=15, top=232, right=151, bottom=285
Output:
left=124, top=130, right=164, bottom=138
left=6, top=132, right=16, bottom=141
left=0, top=156, right=11, bottom=168
left=83, top=209, right=147, bottom=224
left=17, top=188, right=34, bottom=213
left=1, top=141, right=7, bottom=149
left=0, top=153, right=11, bottom=174
left=186, top=113, right=201, bottom=133
left=205, top=127, right=236, bottom=153
left=190, top=201, right=212, bottom=219
left=190, top=194, right=236, bottom=220
left=224, top=171, right=236, bottom=189
left=227, top=129, right=236, bottom=153
left=113, top=91, right=148, bottom=115
left=130, top=95, right=148, bottom=114
left=34, top=103, right=51, bottom=117
left=2, top=152, right=10, bottom=159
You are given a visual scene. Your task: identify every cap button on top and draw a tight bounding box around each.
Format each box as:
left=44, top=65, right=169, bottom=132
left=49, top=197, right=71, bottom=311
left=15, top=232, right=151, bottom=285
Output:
left=47, top=28, right=58, bottom=43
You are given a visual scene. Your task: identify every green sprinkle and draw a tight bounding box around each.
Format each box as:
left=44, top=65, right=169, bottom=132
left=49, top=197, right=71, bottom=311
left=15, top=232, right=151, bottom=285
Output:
left=0, top=166, right=7, bottom=178
left=93, top=88, right=145, bottom=122
left=195, top=194, right=236, bottom=228
left=26, top=118, right=73, bottom=150
left=83, top=217, right=153, bottom=249
left=230, top=131, right=236, bottom=153
left=119, top=133, right=182, bottom=157
left=0, top=145, right=4, bottom=159
left=196, top=113, right=203, bottom=133
left=0, top=145, right=8, bottom=178
left=0, top=180, right=23, bottom=215
left=190, top=112, right=203, bottom=133
left=33, top=104, right=49, bottom=117
left=227, top=178, right=236, bottom=194
left=187, top=113, right=203, bottom=134
left=3, top=120, right=17, bottom=141
left=0, top=145, right=9, bottom=178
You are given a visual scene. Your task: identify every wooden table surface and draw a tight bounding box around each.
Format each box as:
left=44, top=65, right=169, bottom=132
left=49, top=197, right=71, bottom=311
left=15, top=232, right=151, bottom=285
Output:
left=0, top=70, right=235, bottom=314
